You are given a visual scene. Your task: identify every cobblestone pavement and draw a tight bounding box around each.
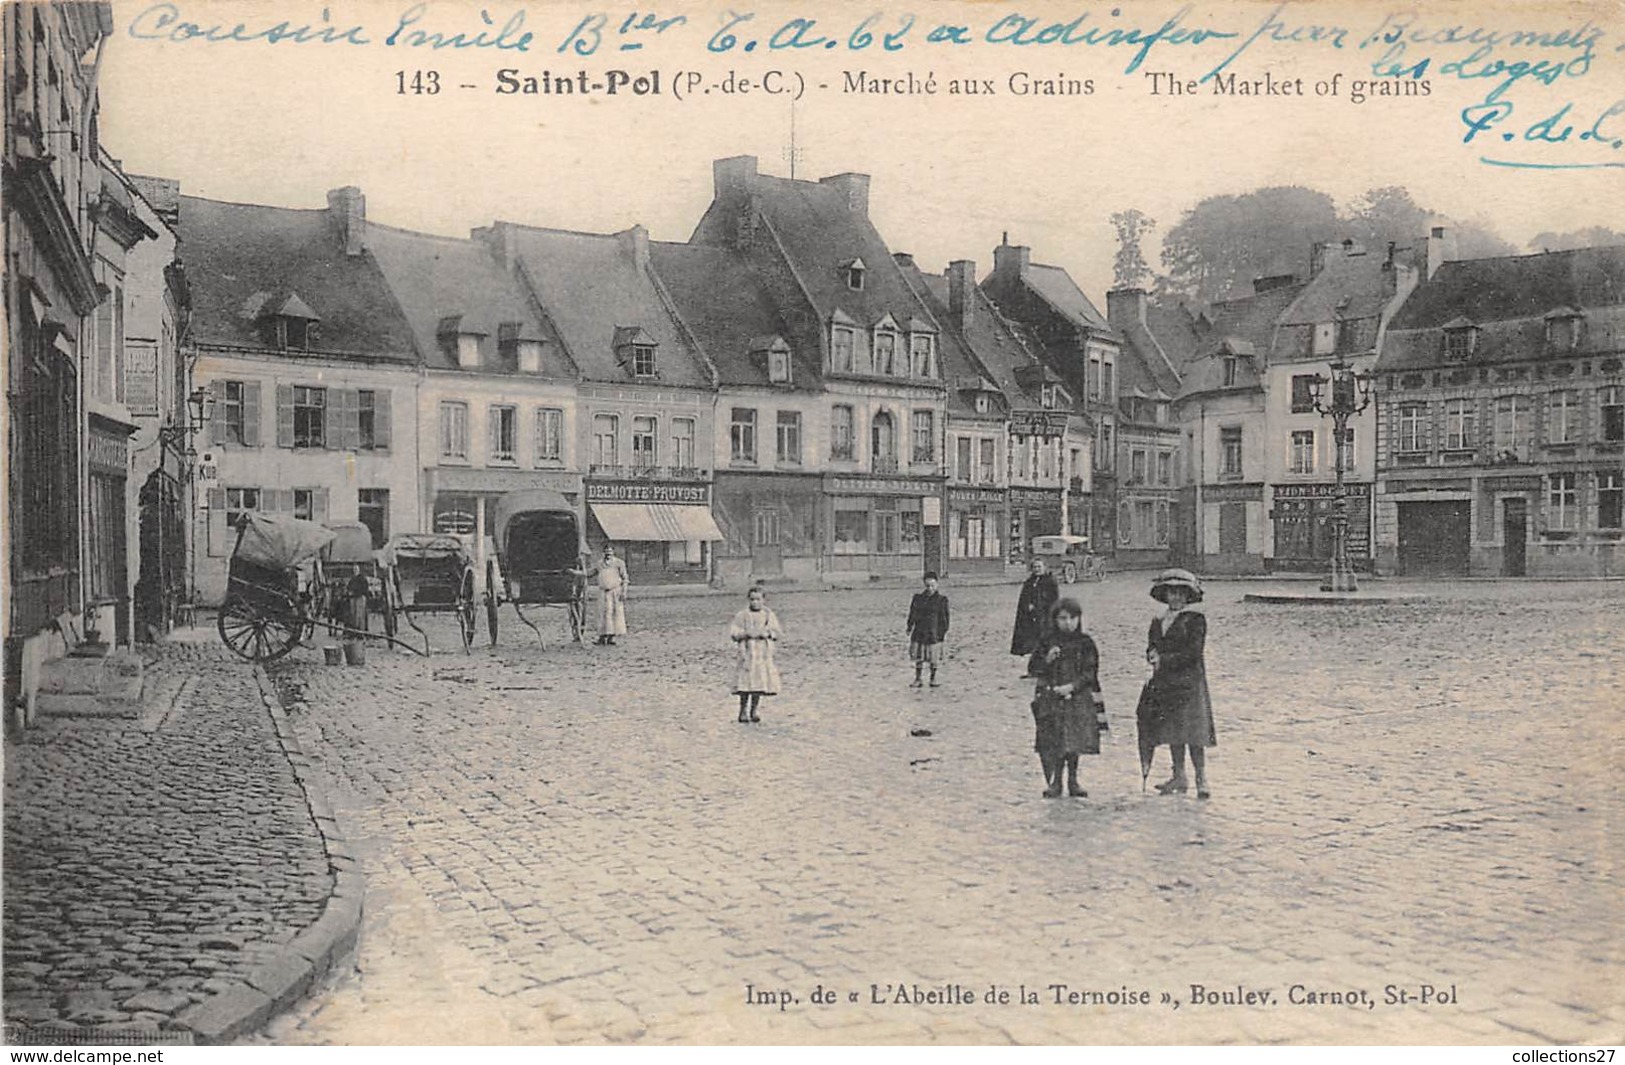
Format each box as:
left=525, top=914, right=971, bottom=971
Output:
left=3, top=640, right=331, bottom=1040
left=261, top=579, right=1623, bottom=1045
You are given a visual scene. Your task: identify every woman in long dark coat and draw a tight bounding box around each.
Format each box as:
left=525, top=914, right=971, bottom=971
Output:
left=1135, top=569, right=1217, bottom=799
left=1010, top=557, right=1060, bottom=658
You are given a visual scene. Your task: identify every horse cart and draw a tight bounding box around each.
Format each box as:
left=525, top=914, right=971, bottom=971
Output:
left=379, top=532, right=484, bottom=653
left=320, top=522, right=396, bottom=639
left=217, top=512, right=425, bottom=661
left=486, top=490, right=588, bottom=646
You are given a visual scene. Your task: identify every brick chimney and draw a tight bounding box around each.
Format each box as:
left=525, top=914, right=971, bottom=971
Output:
left=327, top=186, right=366, bottom=257
left=472, top=223, right=518, bottom=271
left=1426, top=225, right=1457, bottom=279
left=818, top=172, right=870, bottom=216
left=618, top=224, right=650, bottom=270
left=946, top=260, right=978, bottom=323
left=713, top=155, right=757, bottom=200
left=1106, top=287, right=1148, bottom=330
left=993, top=234, right=1030, bottom=280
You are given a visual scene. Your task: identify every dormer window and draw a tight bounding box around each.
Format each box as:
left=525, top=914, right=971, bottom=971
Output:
left=498, top=321, right=546, bottom=373
left=1222, top=357, right=1239, bottom=387
left=753, top=335, right=794, bottom=385
left=438, top=314, right=486, bottom=369
left=1313, top=321, right=1336, bottom=356
left=613, top=325, right=659, bottom=379
left=1545, top=308, right=1583, bottom=352
left=259, top=293, right=320, bottom=352
left=1041, top=384, right=1058, bottom=410
left=873, top=329, right=897, bottom=375
left=974, top=394, right=991, bottom=414
left=908, top=329, right=936, bottom=378
left=1442, top=318, right=1478, bottom=361
left=844, top=258, right=866, bottom=291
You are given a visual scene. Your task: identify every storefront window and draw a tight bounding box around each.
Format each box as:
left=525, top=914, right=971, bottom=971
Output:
left=899, top=509, right=922, bottom=554
left=875, top=510, right=900, bottom=554
left=833, top=507, right=869, bottom=554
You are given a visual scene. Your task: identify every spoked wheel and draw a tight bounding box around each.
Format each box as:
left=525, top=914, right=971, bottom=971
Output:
left=457, top=571, right=477, bottom=653
left=485, top=563, right=500, bottom=647
left=218, top=596, right=303, bottom=662
left=1062, top=561, right=1078, bottom=584
left=382, top=594, right=398, bottom=640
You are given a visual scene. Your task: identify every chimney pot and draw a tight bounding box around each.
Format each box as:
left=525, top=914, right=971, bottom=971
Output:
left=327, top=186, right=366, bottom=257
left=1107, top=287, right=1148, bottom=329
left=818, top=172, right=870, bottom=216
left=947, top=259, right=977, bottom=322
left=714, top=155, right=757, bottom=200
left=993, top=241, right=1030, bottom=278
left=619, top=224, right=651, bottom=269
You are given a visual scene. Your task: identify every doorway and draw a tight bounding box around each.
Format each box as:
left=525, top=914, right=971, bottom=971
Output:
left=1502, top=497, right=1528, bottom=577
left=1397, top=500, right=1471, bottom=576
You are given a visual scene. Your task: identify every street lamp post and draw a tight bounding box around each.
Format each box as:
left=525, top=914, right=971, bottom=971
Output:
left=1309, top=357, right=1374, bottom=593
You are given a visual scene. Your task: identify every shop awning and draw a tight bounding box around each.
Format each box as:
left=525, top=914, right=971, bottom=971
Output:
left=590, top=503, right=724, bottom=542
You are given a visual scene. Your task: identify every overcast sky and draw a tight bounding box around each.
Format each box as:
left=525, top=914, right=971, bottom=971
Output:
left=98, top=0, right=1624, bottom=299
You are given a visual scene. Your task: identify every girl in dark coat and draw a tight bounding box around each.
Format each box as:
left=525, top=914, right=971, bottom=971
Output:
left=1027, top=598, right=1103, bottom=798
left=1135, top=569, right=1217, bottom=799
left=1010, top=557, right=1060, bottom=658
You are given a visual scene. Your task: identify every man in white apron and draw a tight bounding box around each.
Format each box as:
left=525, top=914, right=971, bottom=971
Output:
left=592, top=544, right=630, bottom=645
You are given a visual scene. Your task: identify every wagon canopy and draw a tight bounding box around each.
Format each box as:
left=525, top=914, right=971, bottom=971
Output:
left=492, top=490, right=577, bottom=541
left=381, top=533, right=472, bottom=565
left=324, top=522, right=378, bottom=565
left=234, top=512, right=337, bottom=570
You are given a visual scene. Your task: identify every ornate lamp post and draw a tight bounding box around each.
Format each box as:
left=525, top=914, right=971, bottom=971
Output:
left=157, top=386, right=216, bottom=458
left=1309, top=357, right=1374, bottom=593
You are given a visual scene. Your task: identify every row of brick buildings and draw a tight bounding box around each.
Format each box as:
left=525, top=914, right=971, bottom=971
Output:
left=7, top=1, right=1622, bottom=723
left=178, top=157, right=1147, bottom=602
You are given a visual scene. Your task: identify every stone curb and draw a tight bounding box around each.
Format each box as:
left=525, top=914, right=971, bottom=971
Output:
left=173, top=666, right=362, bottom=1045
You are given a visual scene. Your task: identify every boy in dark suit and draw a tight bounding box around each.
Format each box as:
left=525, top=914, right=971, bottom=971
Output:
left=906, top=572, right=951, bottom=688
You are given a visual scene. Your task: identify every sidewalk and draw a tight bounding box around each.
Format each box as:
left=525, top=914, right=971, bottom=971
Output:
left=2, top=635, right=357, bottom=1045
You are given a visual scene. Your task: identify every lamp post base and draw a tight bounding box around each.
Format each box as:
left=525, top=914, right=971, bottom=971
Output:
left=1320, top=561, right=1359, bottom=594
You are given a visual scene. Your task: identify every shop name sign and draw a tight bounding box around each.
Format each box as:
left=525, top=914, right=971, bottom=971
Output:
left=949, top=487, right=1005, bottom=505
left=587, top=481, right=708, bottom=504
left=1010, top=411, right=1070, bottom=437
left=1274, top=483, right=1372, bottom=499
left=828, top=476, right=937, bottom=496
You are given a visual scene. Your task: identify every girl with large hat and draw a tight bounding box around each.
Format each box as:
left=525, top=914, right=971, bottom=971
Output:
left=1134, top=569, right=1217, bottom=798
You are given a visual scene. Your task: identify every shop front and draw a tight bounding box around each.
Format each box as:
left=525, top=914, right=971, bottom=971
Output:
left=1008, top=486, right=1063, bottom=563
left=1269, top=482, right=1373, bottom=573
left=825, top=474, right=942, bottom=577
left=712, top=472, right=823, bottom=584
left=424, top=466, right=583, bottom=552
left=584, top=478, right=722, bottom=585
left=947, top=485, right=1007, bottom=576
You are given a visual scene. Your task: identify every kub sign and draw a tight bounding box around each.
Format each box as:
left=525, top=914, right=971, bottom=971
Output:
left=196, top=451, right=220, bottom=493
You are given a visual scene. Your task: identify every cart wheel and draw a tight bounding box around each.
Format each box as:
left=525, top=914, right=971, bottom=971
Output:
left=485, top=562, right=500, bottom=647
left=457, top=571, right=476, bottom=653
left=218, top=596, right=302, bottom=662
left=382, top=596, right=398, bottom=640
left=1062, top=561, right=1078, bottom=584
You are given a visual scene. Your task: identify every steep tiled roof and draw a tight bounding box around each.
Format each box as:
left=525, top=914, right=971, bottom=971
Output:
left=1022, top=263, right=1112, bottom=334
left=500, top=225, right=711, bottom=388
left=648, top=241, right=811, bottom=389
left=1393, top=245, right=1625, bottom=327
left=1271, top=248, right=1399, bottom=363
left=1176, top=282, right=1306, bottom=400
left=693, top=172, right=944, bottom=347
left=897, top=265, right=1030, bottom=416
left=178, top=196, right=416, bottom=360
left=366, top=223, right=570, bottom=375
left=1380, top=246, right=1625, bottom=372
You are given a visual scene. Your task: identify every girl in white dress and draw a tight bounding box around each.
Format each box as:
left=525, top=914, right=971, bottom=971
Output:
left=728, top=585, right=782, bottom=723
